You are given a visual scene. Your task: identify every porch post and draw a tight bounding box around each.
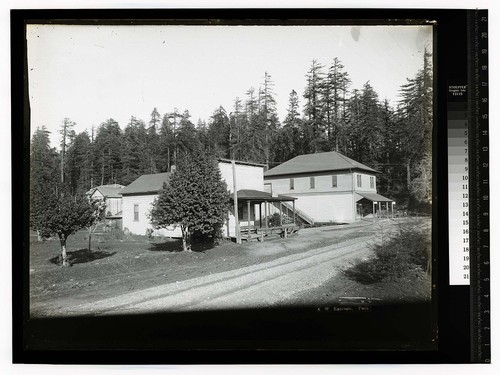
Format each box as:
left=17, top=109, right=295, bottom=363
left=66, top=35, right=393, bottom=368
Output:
left=292, top=200, right=296, bottom=225
left=378, top=202, right=382, bottom=218
left=386, top=202, right=389, bottom=218
left=232, top=160, right=241, bottom=244
left=279, top=202, right=283, bottom=226
left=247, top=200, right=251, bottom=241
left=391, top=202, right=395, bottom=218
left=264, top=201, right=268, bottom=229
left=373, top=202, right=376, bottom=222
left=259, top=203, right=262, bottom=228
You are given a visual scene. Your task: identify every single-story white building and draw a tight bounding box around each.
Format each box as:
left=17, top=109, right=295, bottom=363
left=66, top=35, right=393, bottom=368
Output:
left=264, top=151, right=394, bottom=224
left=121, top=159, right=269, bottom=238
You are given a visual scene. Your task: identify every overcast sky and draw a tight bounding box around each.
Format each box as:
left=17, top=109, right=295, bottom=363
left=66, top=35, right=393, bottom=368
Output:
left=27, top=24, right=432, bottom=148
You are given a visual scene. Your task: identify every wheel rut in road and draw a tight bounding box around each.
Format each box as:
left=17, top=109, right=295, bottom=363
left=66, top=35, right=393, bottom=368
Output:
left=59, top=234, right=376, bottom=315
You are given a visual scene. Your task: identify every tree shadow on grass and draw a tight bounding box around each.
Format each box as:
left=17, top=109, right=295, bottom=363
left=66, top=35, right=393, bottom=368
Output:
left=148, top=239, right=216, bottom=253
left=49, top=248, right=117, bottom=266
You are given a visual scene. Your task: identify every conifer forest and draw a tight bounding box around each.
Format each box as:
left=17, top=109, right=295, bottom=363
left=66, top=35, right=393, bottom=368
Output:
left=30, top=51, right=432, bottom=212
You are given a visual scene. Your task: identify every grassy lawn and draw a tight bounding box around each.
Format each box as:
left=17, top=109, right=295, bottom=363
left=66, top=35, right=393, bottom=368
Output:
left=29, top=218, right=431, bottom=315
left=29, top=225, right=363, bottom=312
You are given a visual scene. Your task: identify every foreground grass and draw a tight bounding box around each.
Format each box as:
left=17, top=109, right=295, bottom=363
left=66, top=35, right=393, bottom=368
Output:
left=29, top=218, right=431, bottom=315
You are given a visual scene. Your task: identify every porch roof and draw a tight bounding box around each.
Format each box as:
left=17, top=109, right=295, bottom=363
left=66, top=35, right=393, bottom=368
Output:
left=356, top=192, right=394, bottom=203
left=231, top=189, right=297, bottom=203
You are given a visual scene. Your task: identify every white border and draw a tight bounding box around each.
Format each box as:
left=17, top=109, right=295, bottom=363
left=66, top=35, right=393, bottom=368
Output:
left=2, top=1, right=499, bottom=375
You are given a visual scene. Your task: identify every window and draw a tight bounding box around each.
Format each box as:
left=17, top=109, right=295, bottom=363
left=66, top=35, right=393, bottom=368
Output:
left=331, top=175, right=337, bottom=188
left=310, top=177, right=315, bottom=189
left=134, top=204, right=139, bottom=221
left=357, top=175, right=362, bottom=188
left=290, top=178, right=294, bottom=190
left=370, top=176, right=375, bottom=189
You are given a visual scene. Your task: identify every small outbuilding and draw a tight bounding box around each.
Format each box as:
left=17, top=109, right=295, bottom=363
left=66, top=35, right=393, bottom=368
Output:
left=88, top=184, right=125, bottom=218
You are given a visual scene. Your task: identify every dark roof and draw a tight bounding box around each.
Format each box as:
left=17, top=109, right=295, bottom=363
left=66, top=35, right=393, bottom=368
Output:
left=90, top=184, right=125, bottom=198
left=232, top=189, right=296, bottom=202
left=121, top=173, right=171, bottom=195
left=356, top=192, right=394, bottom=202
left=264, top=151, right=378, bottom=177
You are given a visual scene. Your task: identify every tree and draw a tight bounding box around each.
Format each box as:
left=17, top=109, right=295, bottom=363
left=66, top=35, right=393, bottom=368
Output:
left=122, top=116, right=149, bottom=184
left=396, top=49, right=433, bottom=208
left=150, top=150, right=231, bottom=252
left=36, top=186, right=103, bottom=266
left=272, top=90, right=303, bottom=163
left=303, top=60, right=326, bottom=153
left=229, top=97, right=245, bottom=160
left=258, top=72, right=280, bottom=164
left=85, top=197, right=107, bottom=252
left=30, top=126, right=59, bottom=240
left=409, top=153, right=432, bottom=204
left=94, top=119, right=123, bottom=185
left=147, top=108, right=162, bottom=173
left=59, top=118, right=76, bottom=183
left=65, top=131, right=92, bottom=193
left=207, top=106, right=230, bottom=158
left=323, top=58, right=350, bottom=151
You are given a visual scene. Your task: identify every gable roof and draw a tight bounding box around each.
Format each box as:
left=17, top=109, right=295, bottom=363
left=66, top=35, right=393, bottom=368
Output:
left=264, top=151, right=378, bottom=178
left=121, top=172, right=171, bottom=195
left=90, top=184, right=125, bottom=198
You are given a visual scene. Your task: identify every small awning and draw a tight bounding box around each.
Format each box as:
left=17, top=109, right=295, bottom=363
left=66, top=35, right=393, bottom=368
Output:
left=356, top=192, right=394, bottom=203
left=231, top=189, right=297, bottom=203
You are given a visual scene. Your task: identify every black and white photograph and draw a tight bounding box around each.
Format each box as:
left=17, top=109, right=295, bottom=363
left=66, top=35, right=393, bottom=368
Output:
left=24, top=18, right=436, bottom=353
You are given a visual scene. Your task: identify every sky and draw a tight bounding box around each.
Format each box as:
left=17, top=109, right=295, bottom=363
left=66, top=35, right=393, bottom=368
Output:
left=27, top=24, right=432, bottom=148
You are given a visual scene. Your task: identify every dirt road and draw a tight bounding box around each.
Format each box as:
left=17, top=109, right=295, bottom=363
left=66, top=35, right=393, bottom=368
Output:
left=53, top=225, right=396, bottom=316
left=30, top=218, right=421, bottom=317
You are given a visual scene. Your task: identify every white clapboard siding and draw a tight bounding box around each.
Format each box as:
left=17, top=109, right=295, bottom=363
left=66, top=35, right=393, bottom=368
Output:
left=292, top=193, right=355, bottom=223
left=264, top=171, right=378, bottom=223
left=219, top=162, right=264, bottom=192
left=122, top=194, right=182, bottom=237
left=121, top=161, right=265, bottom=238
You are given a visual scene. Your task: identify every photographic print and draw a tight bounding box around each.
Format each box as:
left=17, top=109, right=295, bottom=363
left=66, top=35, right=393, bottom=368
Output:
left=25, top=19, right=435, bottom=352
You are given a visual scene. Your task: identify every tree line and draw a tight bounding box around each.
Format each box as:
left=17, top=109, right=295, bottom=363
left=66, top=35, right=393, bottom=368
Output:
left=31, top=51, right=432, bottom=210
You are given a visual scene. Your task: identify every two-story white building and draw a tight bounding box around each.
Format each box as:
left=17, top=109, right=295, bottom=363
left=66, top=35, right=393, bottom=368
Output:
left=263, top=151, right=394, bottom=224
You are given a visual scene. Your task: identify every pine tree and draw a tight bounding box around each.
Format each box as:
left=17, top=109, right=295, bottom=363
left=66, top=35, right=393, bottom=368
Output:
left=258, top=72, right=280, bottom=164
left=229, top=97, right=245, bottom=160
left=397, top=49, right=433, bottom=206
left=159, top=112, right=175, bottom=172
left=176, top=110, right=199, bottom=160
left=207, top=106, right=230, bottom=158
left=65, top=131, right=92, bottom=193
left=94, top=118, right=123, bottom=185
left=149, top=150, right=231, bottom=251
left=323, top=58, right=351, bottom=151
left=59, top=118, right=75, bottom=183
left=273, top=90, right=303, bottom=163
left=147, top=108, right=162, bottom=173
left=30, top=126, right=59, bottom=240
left=303, top=60, right=326, bottom=153
left=122, top=116, right=149, bottom=184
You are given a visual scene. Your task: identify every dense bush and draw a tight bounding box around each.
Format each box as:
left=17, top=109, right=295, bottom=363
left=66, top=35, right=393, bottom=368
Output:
left=343, top=223, right=431, bottom=284
left=266, top=212, right=293, bottom=227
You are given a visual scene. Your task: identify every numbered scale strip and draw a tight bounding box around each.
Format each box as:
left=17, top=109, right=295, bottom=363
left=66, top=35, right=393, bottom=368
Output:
left=468, top=9, right=490, bottom=363
left=447, top=97, right=470, bottom=285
